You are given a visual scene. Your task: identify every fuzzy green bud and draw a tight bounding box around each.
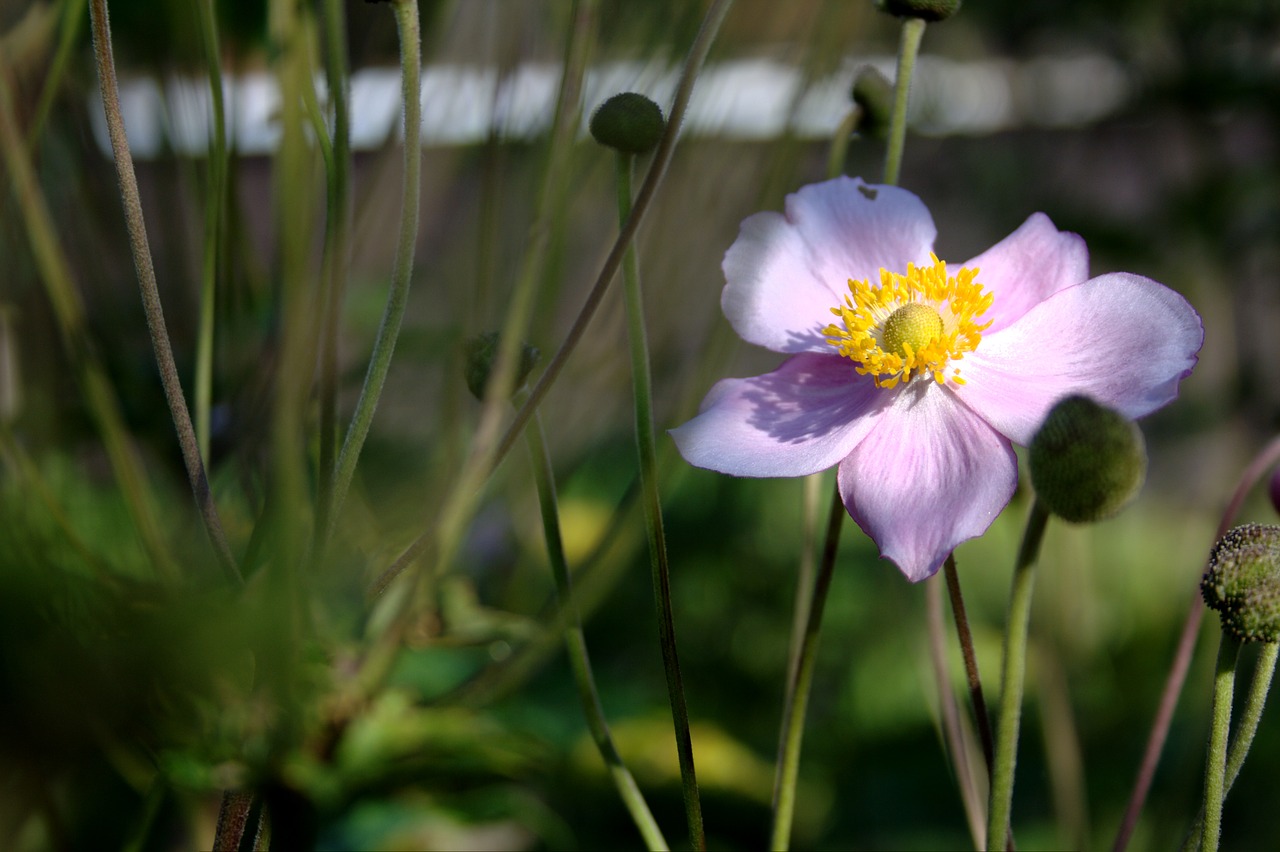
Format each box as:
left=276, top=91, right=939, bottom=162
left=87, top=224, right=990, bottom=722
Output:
left=463, top=332, right=540, bottom=401
left=1028, top=394, right=1147, bottom=523
left=589, top=93, right=666, bottom=155
left=876, top=0, right=962, bottom=21
left=852, top=66, right=893, bottom=138
left=1202, top=524, right=1280, bottom=643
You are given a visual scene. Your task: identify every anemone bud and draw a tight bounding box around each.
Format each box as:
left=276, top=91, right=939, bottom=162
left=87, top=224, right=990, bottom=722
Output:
left=852, top=66, right=893, bottom=138
left=589, top=93, right=666, bottom=155
left=463, top=332, right=540, bottom=401
left=876, top=0, right=962, bottom=22
left=1202, top=524, right=1280, bottom=643
left=1029, top=394, right=1147, bottom=523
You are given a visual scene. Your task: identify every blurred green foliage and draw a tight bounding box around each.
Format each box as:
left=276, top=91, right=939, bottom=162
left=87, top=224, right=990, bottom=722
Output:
left=1, top=0, right=1279, bottom=850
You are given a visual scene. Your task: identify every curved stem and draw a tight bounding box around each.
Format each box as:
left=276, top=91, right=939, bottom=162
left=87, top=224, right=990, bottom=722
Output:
left=326, top=0, right=420, bottom=540
left=987, top=499, right=1050, bottom=850
left=1200, top=634, right=1241, bottom=852
left=1182, top=642, right=1278, bottom=852
left=485, top=0, right=735, bottom=480
left=928, top=567, right=986, bottom=850
left=770, top=485, right=843, bottom=850
left=945, top=553, right=996, bottom=774
left=1112, top=434, right=1280, bottom=852
left=525, top=408, right=668, bottom=851
left=370, top=0, right=733, bottom=601
left=883, top=17, right=926, bottom=187
left=88, top=0, right=239, bottom=583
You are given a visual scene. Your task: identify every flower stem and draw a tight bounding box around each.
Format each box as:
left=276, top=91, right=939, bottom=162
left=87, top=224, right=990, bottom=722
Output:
left=927, top=567, right=986, bottom=849
left=1200, top=634, right=1242, bottom=852
left=524, top=406, right=668, bottom=852
left=616, top=151, right=704, bottom=850
left=326, top=0, right=420, bottom=542
left=883, top=17, right=926, bottom=187
left=88, top=0, right=240, bottom=582
left=1112, top=434, right=1280, bottom=852
left=770, top=484, right=843, bottom=851
left=1182, top=642, right=1279, bottom=851
left=987, top=498, right=1050, bottom=850
left=945, top=553, right=997, bottom=774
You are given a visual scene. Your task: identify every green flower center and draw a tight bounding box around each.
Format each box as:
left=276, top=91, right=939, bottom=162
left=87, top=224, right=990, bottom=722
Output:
left=882, top=303, right=944, bottom=359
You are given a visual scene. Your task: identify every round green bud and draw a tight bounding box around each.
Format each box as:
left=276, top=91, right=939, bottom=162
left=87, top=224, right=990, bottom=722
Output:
left=1201, top=524, right=1280, bottom=643
left=876, top=0, right=962, bottom=21
left=1028, top=394, right=1147, bottom=524
left=589, top=93, right=666, bottom=155
left=463, top=332, right=540, bottom=401
left=852, top=66, right=893, bottom=139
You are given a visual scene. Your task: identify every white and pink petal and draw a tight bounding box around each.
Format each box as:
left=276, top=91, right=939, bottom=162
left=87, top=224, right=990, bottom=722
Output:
left=722, top=177, right=938, bottom=354
left=956, top=272, right=1203, bottom=446
left=837, top=382, right=1018, bottom=583
left=670, top=354, right=889, bottom=478
left=961, top=212, right=1089, bottom=334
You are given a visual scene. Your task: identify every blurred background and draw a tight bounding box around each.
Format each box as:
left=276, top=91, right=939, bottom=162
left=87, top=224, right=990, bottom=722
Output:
left=1, top=0, right=1278, bottom=849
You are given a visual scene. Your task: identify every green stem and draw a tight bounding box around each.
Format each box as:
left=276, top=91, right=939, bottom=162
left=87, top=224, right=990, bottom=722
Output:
left=945, top=554, right=996, bottom=774
left=194, top=0, right=229, bottom=465
left=1183, top=642, right=1279, bottom=852
left=25, top=0, right=88, bottom=156
left=315, top=0, right=353, bottom=542
left=927, top=567, right=985, bottom=850
left=523, top=407, right=668, bottom=852
left=987, top=499, right=1050, bottom=850
left=770, top=485, right=843, bottom=851
left=87, top=0, right=239, bottom=583
left=825, top=109, right=857, bottom=180
left=1200, top=634, right=1242, bottom=852
left=369, top=0, right=732, bottom=602
left=327, top=0, right=421, bottom=540
left=615, top=151, right=703, bottom=849
left=882, top=17, right=926, bottom=187
left=484, top=0, right=734, bottom=482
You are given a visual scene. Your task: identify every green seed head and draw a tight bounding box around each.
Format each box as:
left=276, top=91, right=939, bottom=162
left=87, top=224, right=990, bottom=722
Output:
left=882, top=303, right=944, bottom=359
left=1202, top=524, right=1280, bottom=643
left=1028, top=394, right=1147, bottom=524
left=876, top=0, right=962, bottom=22
left=589, top=93, right=666, bottom=155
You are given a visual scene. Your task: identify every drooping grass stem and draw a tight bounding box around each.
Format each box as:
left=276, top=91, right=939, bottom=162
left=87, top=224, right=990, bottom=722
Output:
left=87, top=0, right=240, bottom=583
left=987, top=499, right=1050, bottom=850
left=524, top=406, right=668, bottom=851
left=615, top=151, right=704, bottom=849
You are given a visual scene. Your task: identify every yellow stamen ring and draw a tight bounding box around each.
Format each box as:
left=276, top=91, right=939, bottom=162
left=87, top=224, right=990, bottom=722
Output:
left=823, top=253, right=994, bottom=389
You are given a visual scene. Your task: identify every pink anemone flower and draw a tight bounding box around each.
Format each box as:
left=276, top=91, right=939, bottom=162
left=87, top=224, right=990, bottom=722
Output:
left=670, top=176, right=1203, bottom=582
